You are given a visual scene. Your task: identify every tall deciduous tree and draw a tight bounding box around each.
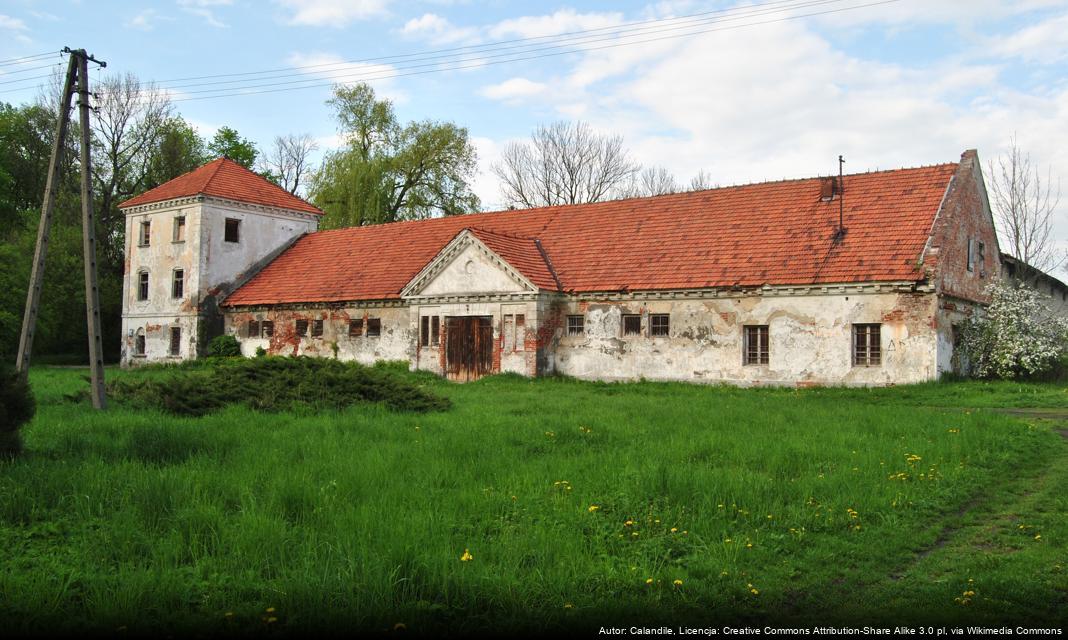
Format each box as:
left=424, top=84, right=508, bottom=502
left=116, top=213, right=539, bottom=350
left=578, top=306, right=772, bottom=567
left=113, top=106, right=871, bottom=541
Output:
left=987, top=137, right=1065, bottom=277
left=259, top=133, right=318, bottom=194
left=309, top=83, right=479, bottom=227
left=208, top=126, right=258, bottom=168
left=144, top=116, right=208, bottom=189
left=492, top=120, right=638, bottom=209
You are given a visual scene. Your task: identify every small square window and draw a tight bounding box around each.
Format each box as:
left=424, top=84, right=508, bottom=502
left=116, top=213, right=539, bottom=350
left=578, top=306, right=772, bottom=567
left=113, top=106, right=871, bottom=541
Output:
left=312, top=319, right=324, bottom=338
left=744, top=325, right=769, bottom=365
left=261, top=320, right=274, bottom=338
left=567, top=315, right=584, bottom=336
left=367, top=318, right=381, bottom=337
left=650, top=314, right=670, bottom=337
left=622, top=314, right=641, bottom=336
left=171, top=269, right=184, bottom=299
left=295, top=319, right=308, bottom=337
left=173, top=216, right=186, bottom=243
left=248, top=320, right=260, bottom=338
left=853, top=323, right=881, bottom=366
left=224, top=218, right=240, bottom=243
left=348, top=319, right=364, bottom=337
left=138, top=220, right=151, bottom=246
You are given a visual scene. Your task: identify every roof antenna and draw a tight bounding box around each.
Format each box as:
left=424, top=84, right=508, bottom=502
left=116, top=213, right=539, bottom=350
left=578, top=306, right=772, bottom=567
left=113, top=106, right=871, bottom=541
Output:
left=835, top=154, right=846, bottom=242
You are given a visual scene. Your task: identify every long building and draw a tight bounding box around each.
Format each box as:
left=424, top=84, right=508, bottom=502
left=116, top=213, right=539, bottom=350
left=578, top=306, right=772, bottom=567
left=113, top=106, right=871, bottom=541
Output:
left=120, top=150, right=1004, bottom=385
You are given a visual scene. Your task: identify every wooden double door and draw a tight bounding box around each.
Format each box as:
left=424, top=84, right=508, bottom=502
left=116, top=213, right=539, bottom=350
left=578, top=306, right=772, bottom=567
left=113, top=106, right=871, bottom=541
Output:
left=445, top=316, right=494, bottom=381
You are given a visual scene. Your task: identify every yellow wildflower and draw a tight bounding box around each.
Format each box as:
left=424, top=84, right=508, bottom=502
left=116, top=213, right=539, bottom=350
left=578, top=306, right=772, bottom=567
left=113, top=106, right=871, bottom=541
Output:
left=673, top=579, right=683, bottom=586
left=588, top=505, right=600, bottom=512
left=460, top=549, right=473, bottom=562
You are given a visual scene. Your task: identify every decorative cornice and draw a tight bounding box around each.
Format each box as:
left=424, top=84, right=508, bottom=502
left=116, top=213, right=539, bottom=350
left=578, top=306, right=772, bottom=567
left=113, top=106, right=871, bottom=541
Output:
left=399, top=229, right=537, bottom=298
left=122, top=195, right=320, bottom=222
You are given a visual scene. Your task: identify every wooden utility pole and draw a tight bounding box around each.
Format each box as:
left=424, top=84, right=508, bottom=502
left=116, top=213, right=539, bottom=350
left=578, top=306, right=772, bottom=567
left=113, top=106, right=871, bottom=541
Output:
left=15, top=47, right=107, bottom=409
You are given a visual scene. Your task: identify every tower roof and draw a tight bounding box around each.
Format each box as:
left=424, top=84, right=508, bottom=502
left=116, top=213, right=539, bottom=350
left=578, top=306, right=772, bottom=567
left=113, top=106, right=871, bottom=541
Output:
left=119, top=157, right=323, bottom=215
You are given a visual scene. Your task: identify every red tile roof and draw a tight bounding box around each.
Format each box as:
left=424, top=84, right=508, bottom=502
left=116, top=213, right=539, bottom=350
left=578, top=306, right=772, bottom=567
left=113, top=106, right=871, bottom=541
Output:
left=467, top=228, right=561, bottom=291
left=119, top=157, right=323, bottom=215
left=223, top=162, right=959, bottom=306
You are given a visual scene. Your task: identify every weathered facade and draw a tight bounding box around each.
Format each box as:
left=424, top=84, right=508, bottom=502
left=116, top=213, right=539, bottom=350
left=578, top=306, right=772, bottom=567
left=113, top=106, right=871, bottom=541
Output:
left=123, top=150, right=1017, bottom=386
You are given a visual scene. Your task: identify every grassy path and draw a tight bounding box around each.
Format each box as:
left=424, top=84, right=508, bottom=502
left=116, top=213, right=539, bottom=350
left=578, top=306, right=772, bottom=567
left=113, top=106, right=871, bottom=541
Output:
left=841, top=409, right=1068, bottom=625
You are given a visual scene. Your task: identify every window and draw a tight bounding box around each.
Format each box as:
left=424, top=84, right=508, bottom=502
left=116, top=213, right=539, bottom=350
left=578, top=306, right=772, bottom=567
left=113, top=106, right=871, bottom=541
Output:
left=171, top=269, right=184, bottom=298
left=248, top=320, right=260, bottom=338
left=513, top=315, right=523, bottom=351
left=367, top=318, right=381, bottom=337
left=173, top=216, right=186, bottom=243
left=567, top=315, right=584, bottom=336
left=169, top=327, right=181, bottom=356
left=261, top=320, right=274, bottom=337
left=967, top=238, right=974, bottom=272
left=622, top=314, right=641, bottom=336
left=224, top=218, right=240, bottom=243
left=348, top=319, right=363, bottom=337
left=134, top=329, right=146, bottom=356
left=312, top=319, right=324, bottom=338
left=853, top=323, right=881, bottom=366
left=650, top=314, right=670, bottom=337
left=295, top=319, right=309, bottom=337
left=138, top=220, right=151, bottom=246
left=420, top=316, right=440, bottom=347
left=503, top=314, right=517, bottom=352
left=137, top=270, right=149, bottom=301
left=744, top=325, right=769, bottom=365
left=978, top=241, right=985, bottom=271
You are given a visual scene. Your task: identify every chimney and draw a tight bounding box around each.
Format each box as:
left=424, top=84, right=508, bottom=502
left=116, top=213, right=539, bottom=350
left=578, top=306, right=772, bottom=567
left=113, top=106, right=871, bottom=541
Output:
left=819, top=176, right=838, bottom=201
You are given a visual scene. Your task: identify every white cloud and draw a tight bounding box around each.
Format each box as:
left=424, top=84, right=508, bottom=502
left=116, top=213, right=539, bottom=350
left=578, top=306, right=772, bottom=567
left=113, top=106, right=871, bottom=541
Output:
left=274, top=0, right=390, bottom=27
left=125, top=9, right=168, bottom=31
left=0, top=14, right=28, bottom=31
left=480, top=77, right=547, bottom=102
left=285, top=51, right=407, bottom=103
left=987, top=11, right=1068, bottom=63
left=488, top=9, right=624, bottom=40
left=400, top=13, right=477, bottom=45
left=178, top=0, right=232, bottom=28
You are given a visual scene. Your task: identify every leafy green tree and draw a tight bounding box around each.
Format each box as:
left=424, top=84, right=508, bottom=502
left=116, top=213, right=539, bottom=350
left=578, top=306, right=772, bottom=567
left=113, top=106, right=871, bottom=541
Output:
left=309, top=83, right=479, bottom=227
left=145, top=117, right=208, bottom=189
left=208, top=126, right=258, bottom=168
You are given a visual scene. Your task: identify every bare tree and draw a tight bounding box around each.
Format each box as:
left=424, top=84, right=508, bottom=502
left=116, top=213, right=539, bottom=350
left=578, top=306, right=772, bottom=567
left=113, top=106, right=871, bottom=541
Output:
left=619, top=165, right=680, bottom=198
left=90, top=72, right=172, bottom=264
left=492, top=121, right=638, bottom=208
left=260, top=133, right=319, bottom=194
left=688, top=169, right=716, bottom=191
left=987, top=137, right=1065, bottom=277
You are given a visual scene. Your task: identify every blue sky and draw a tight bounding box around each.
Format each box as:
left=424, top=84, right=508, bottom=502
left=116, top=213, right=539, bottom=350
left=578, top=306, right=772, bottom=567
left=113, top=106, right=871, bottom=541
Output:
left=1, top=0, right=1067, bottom=256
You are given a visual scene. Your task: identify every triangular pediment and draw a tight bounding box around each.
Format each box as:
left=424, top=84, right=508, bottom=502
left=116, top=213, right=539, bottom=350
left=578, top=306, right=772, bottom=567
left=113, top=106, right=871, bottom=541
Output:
left=401, top=229, right=538, bottom=298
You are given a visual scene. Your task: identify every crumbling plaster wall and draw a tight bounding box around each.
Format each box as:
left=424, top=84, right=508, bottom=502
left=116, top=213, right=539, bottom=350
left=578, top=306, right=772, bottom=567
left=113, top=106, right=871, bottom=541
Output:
left=225, top=305, right=412, bottom=364
left=121, top=201, right=203, bottom=365
left=549, top=291, right=939, bottom=386
left=121, top=198, right=317, bottom=366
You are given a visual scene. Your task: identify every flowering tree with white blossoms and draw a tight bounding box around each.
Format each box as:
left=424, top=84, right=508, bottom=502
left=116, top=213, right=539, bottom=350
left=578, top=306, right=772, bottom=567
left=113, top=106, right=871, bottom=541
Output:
left=958, top=280, right=1068, bottom=379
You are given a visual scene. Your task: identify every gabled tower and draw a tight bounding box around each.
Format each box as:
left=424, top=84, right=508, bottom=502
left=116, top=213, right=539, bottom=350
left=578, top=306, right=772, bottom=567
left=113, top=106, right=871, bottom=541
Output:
left=118, top=158, right=323, bottom=365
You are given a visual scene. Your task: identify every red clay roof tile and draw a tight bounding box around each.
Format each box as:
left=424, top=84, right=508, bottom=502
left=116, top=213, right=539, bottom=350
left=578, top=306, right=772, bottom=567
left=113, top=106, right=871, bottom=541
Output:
left=222, top=162, right=958, bottom=306
left=119, top=157, right=323, bottom=215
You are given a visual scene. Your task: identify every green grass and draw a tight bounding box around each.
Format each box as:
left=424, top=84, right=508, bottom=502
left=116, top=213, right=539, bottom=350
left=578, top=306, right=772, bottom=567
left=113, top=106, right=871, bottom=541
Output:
left=1, top=366, right=1066, bottom=634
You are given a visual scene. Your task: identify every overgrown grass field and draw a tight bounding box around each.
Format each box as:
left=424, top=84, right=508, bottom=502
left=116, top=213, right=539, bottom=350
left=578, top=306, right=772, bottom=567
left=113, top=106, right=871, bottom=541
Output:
left=2, top=363, right=1066, bottom=634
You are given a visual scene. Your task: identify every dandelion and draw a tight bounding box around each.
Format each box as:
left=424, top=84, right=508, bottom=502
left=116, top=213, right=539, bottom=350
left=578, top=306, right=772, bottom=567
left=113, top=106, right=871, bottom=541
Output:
left=624, top=520, right=634, bottom=526
left=265, top=607, right=275, bottom=614
left=646, top=578, right=654, bottom=585
left=588, top=505, right=600, bottom=513
left=670, top=527, right=678, bottom=533
left=266, top=617, right=278, bottom=624
left=564, top=603, right=574, bottom=609
left=748, top=583, right=760, bottom=595
left=460, top=549, right=474, bottom=562
left=1035, top=534, right=1042, bottom=541
left=394, top=623, right=408, bottom=631
left=746, top=543, right=753, bottom=548
left=673, top=579, right=684, bottom=587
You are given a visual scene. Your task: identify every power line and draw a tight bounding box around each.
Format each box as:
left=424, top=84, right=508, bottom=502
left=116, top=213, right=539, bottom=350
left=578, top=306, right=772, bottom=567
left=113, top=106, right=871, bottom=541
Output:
left=151, top=0, right=848, bottom=94
left=166, top=0, right=900, bottom=103
left=148, top=0, right=822, bottom=85
left=0, top=50, right=61, bottom=68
